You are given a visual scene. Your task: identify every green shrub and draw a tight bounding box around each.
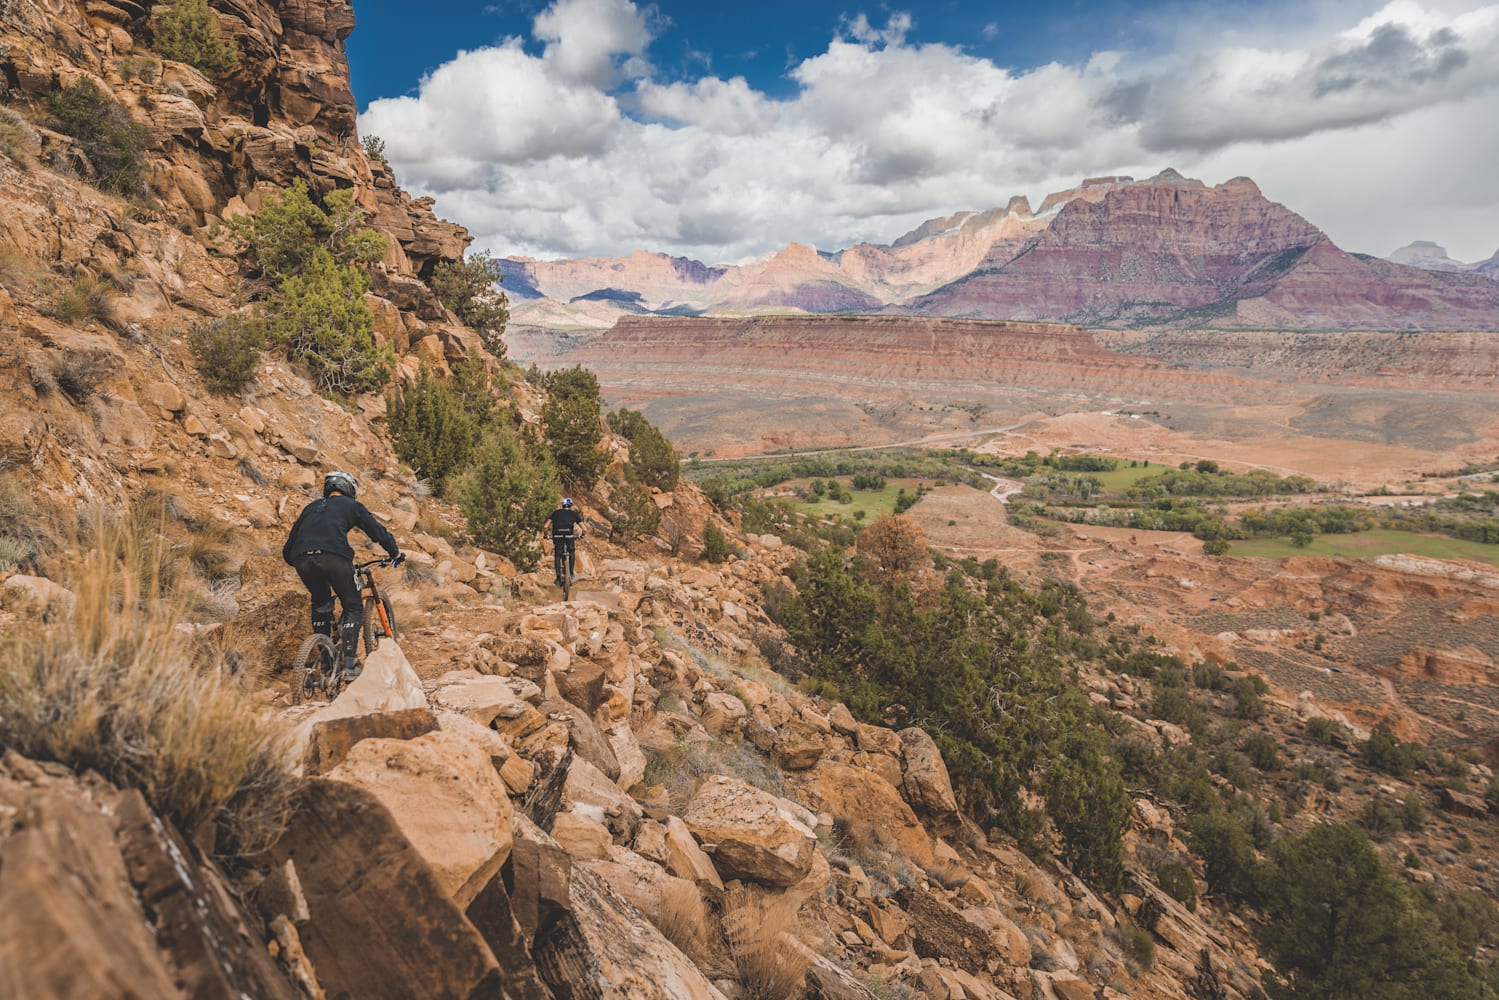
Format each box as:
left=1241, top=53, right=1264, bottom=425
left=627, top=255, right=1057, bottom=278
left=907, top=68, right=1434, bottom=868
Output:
left=703, top=522, right=729, bottom=563
left=1156, top=859, right=1198, bottom=911
left=542, top=366, right=607, bottom=487
left=429, top=251, right=509, bottom=357
left=1188, top=811, right=1257, bottom=901
left=190, top=312, right=265, bottom=393
left=456, top=425, right=559, bottom=572
left=1242, top=731, right=1280, bottom=770
left=1258, top=824, right=1490, bottom=998
left=228, top=180, right=385, bottom=285
left=387, top=366, right=479, bottom=488
left=152, top=0, right=239, bottom=75
left=362, top=133, right=387, bottom=164
left=606, top=480, right=661, bottom=541
left=609, top=407, right=680, bottom=490
left=1361, top=725, right=1424, bottom=776
left=48, top=80, right=147, bottom=195
left=1306, top=715, right=1346, bottom=745
left=266, top=249, right=390, bottom=396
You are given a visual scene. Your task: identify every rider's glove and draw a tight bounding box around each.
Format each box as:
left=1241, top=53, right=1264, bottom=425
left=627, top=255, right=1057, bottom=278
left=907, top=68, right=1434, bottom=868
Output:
left=390, top=553, right=405, bottom=569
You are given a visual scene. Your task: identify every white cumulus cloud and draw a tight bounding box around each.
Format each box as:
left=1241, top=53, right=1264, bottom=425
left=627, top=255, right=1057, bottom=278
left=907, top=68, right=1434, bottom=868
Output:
left=359, top=0, right=1499, bottom=263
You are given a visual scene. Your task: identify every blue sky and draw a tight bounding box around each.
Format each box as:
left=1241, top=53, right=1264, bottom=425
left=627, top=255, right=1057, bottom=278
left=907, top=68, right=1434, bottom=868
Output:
left=349, top=1, right=1499, bottom=263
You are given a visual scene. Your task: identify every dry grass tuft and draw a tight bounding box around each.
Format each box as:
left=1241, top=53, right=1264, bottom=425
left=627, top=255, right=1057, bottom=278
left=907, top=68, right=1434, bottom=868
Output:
left=45, top=273, right=120, bottom=328
left=722, top=884, right=813, bottom=1000
left=0, top=512, right=298, bottom=857
left=652, top=884, right=715, bottom=967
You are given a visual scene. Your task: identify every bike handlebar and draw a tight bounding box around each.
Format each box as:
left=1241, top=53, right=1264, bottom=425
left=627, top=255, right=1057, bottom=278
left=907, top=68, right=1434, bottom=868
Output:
left=355, top=557, right=394, bottom=570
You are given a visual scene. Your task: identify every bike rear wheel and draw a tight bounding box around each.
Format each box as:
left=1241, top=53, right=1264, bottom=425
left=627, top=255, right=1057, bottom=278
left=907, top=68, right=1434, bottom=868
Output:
left=362, top=595, right=397, bottom=653
left=291, top=634, right=338, bottom=705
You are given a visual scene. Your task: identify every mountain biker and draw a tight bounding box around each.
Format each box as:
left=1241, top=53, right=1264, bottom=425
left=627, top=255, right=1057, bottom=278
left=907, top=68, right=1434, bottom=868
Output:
left=283, top=471, right=403, bottom=682
left=545, top=497, right=585, bottom=586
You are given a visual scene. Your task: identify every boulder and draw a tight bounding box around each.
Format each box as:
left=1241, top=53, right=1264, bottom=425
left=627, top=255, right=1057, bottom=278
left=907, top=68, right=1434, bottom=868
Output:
left=681, top=775, right=816, bottom=887
left=325, top=730, right=513, bottom=908
left=0, top=765, right=234, bottom=999
left=268, top=779, right=503, bottom=999
left=561, top=756, right=643, bottom=842
left=429, top=674, right=527, bottom=727
left=784, top=761, right=933, bottom=867
left=898, top=727, right=962, bottom=836
left=663, top=816, right=724, bottom=892
left=700, top=691, right=748, bottom=735
left=773, top=718, right=827, bottom=770
left=895, top=886, right=998, bottom=975
left=540, top=697, right=621, bottom=782
left=551, top=811, right=613, bottom=861
left=513, top=816, right=727, bottom=1000
left=303, top=707, right=438, bottom=775
left=0, top=575, right=75, bottom=616
left=320, top=640, right=428, bottom=719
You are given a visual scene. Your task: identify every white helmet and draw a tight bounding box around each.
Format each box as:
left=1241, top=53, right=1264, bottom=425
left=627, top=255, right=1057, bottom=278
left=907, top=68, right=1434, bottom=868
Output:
left=323, top=471, right=358, bottom=499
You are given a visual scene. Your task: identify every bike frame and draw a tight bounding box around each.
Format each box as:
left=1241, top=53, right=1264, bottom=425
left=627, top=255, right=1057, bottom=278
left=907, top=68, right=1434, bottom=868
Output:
left=355, top=557, right=395, bottom=638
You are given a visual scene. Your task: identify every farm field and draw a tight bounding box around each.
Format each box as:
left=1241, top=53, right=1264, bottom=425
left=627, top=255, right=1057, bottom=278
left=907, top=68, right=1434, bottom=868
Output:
left=1228, top=529, right=1499, bottom=568
left=791, top=478, right=931, bottom=520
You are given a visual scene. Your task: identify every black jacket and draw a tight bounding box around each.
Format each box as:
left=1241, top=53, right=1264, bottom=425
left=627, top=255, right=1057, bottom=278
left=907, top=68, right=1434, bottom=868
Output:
left=283, top=495, right=400, bottom=564
left=546, top=507, right=584, bottom=539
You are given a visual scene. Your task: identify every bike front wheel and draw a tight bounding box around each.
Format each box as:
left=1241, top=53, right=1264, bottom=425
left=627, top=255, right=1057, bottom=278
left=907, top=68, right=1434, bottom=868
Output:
left=291, top=634, right=338, bottom=705
left=362, top=595, right=397, bottom=653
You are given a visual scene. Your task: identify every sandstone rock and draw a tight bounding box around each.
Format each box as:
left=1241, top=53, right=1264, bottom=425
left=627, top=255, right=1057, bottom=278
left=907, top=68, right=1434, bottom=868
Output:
left=325, top=730, right=514, bottom=908
left=700, top=691, right=748, bottom=735
left=0, top=768, right=202, bottom=999
left=509, top=815, right=727, bottom=1000
left=561, top=755, right=642, bottom=842
left=303, top=707, right=438, bottom=775
left=608, top=721, right=647, bottom=791
left=896, top=886, right=997, bottom=975
left=960, top=906, right=1032, bottom=966
left=429, top=674, right=526, bottom=727
left=774, top=717, right=827, bottom=770
left=828, top=702, right=859, bottom=735
left=785, top=761, right=933, bottom=866
left=898, top=727, right=962, bottom=836
left=0, top=575, right=75, bottom=616
left=540, top=697, right=621, bottom=782
left=268, top=778, right=502, bottom=999
left=551, top=810, right=614, bottom=861
left=585, top=847, right=709, bottom=944
left=501, top=754, right=536, bottom=795
left=681, top=775, right=815, bottom=887
left=856, top=722, right=903, bottom=755
left=663, top=815, right=724, bottom=892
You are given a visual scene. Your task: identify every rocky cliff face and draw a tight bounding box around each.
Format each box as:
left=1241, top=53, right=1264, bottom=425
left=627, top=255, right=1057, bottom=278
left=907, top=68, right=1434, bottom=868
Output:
left=508, top=169, right=1499, bottom=332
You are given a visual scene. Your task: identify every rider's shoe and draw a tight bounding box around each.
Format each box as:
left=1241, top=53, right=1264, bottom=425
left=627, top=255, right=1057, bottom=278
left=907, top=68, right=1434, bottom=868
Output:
left=342, top=657, right=362, bottom=683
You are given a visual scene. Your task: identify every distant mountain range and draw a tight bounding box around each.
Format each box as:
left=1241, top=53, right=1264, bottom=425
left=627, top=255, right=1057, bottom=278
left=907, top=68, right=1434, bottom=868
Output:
left=501, top=170, right=1499, bottom=332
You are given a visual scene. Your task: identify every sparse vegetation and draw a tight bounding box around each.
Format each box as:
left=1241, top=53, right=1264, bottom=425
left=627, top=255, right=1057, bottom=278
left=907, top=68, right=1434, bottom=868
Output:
left=722, top=884, right=813, bottom=1000
left=609, top=407, right=680, bottom=491
left=605, top=480, right=660, bottom=541
left=190, top=312, right=266, bottom=393
left=0, top=106, right=39, bottom=165
left=428, top=251, right=510, bottom=357
left=151, top=0, right=239, bottom=75
left=361, top=133, right=387, bottom=164
left=0, top=514, right=296, bottom=857
left=47, top=79, right=148, bottom=195
left=44, top=274, right=119, bottom=327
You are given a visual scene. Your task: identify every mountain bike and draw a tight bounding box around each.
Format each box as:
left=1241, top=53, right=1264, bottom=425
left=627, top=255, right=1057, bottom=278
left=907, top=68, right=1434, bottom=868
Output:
left=290, top=557, right=398, bottom=704
left=552, top=533, right=577, bottom=601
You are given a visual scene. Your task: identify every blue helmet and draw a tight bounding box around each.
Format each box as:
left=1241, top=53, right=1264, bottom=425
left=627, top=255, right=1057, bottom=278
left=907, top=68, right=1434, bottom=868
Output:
left=562, top=498, right=574, bottom=508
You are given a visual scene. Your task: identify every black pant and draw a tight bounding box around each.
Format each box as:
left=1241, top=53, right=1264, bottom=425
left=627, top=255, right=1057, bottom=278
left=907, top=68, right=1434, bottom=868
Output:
left=292, top=552, right=362, bottom=665
left=552, top=535, right=575, bottom=583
